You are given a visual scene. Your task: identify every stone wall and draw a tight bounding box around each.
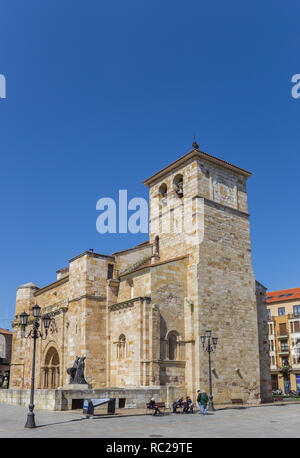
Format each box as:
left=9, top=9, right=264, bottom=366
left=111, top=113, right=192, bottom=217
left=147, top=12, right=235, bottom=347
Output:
left=108, top=297, right=153, bottom=388
left=256, top=281, right=272, bottom=402
left=0, top=389, right=58, bottom=410
left=194, top=200, right=262, bottom=404
left=151, top=258, right=187, bottom=387
left=10, top=251, right=115, bottom=390
left=0, top=386, right=183, bottom=411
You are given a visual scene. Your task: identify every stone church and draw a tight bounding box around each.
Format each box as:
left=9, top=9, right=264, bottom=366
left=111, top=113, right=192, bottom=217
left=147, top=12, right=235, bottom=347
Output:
left=9, top=141, right=272, bottom=407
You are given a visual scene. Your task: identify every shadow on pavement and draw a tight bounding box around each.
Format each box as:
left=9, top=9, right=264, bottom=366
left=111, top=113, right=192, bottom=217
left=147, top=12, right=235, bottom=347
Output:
left=37, top=417, right=87, bottom=428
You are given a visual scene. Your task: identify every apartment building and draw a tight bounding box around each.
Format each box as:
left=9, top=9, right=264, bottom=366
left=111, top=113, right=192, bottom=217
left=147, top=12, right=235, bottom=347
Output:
left=0, top=328, right=13, bottom=383
left=266, top=288, right=300, bottom=393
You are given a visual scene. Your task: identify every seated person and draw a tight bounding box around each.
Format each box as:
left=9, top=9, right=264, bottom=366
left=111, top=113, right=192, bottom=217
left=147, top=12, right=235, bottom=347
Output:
left=149, top=398, right=161, bottom=416
left=172, top=396, right=184, bottom=413
left=183, top=396, right=194, bottom=413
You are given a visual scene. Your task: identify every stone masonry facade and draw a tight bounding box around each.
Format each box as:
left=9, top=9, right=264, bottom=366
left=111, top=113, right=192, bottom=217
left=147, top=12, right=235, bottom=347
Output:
left=9, top=142, right=272, bottom=407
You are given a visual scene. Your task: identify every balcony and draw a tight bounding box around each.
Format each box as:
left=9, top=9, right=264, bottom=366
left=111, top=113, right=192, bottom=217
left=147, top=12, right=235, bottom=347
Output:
left=277, top=334, right=288, bottom=339
left=288, top=314, right=300, bottom=320
left=278, top=350, right=289, bottom=355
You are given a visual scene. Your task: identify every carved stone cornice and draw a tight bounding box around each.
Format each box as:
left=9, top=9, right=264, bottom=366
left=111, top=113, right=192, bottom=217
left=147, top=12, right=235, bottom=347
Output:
left=69, top=294, right=106, bottom=304
left=108, top=296, right=151, bottom=312
left=43, top=299, right=69, bottom=316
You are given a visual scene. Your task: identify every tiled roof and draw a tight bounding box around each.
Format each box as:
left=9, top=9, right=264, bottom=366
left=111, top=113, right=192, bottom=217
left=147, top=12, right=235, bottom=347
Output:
left=266, top=288, right=300, bottom=303
left=0, top=328, right=13, bottom=335
left=143, top=147, right=252, bottom=187
left=112, top=241, right=150, bottom=256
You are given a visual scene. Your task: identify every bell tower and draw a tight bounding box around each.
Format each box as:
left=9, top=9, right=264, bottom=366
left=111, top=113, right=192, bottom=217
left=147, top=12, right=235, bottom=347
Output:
left=144, top=141, right=268, bottom=403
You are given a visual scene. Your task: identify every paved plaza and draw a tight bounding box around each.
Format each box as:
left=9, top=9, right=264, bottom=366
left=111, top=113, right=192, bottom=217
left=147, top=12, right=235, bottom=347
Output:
left=0, top=402, right=300, bottom=438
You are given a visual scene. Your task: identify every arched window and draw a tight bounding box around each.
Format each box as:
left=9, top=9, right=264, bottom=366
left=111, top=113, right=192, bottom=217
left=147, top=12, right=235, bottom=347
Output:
left=159, top=183, right=168, bottom=199
left=117, top=334, right=126, bottom=360
left=173, top=174, right=183, bottom=198
left=168, top=331, right=179, bottom=360
left=159, top=183, right=168, bottom=207
left=155, top=236, right=159, bottom=257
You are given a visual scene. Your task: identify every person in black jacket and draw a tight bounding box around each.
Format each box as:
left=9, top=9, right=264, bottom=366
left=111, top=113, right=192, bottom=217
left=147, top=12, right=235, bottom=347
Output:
left=149, top=398, right=161, bottom=416
left=172, top=396, right=184, bottom=413
left=183, top=396, right=194, bottom=413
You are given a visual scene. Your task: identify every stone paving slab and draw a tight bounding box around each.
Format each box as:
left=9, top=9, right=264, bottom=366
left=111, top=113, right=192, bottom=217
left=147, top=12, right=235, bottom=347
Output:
left=1, top=402, right=300, bottom=437
left=69, top=400, right=300, bottom=417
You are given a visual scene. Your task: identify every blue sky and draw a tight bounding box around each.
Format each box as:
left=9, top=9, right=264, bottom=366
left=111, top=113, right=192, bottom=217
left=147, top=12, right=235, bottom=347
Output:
left=0, top=0, right=299, bottom=329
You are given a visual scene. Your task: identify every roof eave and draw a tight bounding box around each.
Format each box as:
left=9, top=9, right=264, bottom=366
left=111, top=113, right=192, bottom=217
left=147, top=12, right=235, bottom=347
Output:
left=143, top=148, right=252, bottom=187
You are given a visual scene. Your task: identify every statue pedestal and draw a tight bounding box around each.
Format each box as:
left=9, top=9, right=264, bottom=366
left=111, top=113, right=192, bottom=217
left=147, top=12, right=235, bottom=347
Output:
left=62, top=384, right=91, bottom=390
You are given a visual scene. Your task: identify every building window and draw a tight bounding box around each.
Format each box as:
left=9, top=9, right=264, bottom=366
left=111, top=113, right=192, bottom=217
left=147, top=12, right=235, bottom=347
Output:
left=267, top=309, right=271, bottom=320
left=173, top=174, right=183, bottom=198
left=117, top=334, right=126, bottom=360
left=167, top=331, right=179, bottom=360
left=154, top=236, right=160, bottom=257
left=293, top=355, right=300, bottom=365
left=280, top=340, right=289, bottom=352
left=107, top=264, right=114, bottom=280
left=294, top=306, right=300, bottom=317
left=279, top=323, right=287, bottom=336
left=290, top=322, right=300, bottom=333
left=159, top=183, right=168, bottom=205
left=278, top=307, right=285, bottom=316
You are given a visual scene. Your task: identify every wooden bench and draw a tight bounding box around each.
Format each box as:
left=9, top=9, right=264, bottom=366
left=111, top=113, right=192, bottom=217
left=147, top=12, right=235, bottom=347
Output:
left=146, top=402, right=166, bottom=415
left=173, top=402, right=194, bottom=413
left=231, top=398, right=243, bottom=405
left=181, top=402, right=194, bottom=413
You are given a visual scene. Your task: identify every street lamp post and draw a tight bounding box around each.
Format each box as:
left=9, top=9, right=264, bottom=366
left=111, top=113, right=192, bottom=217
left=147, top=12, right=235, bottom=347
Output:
left=19, top=305, right=51, bottom=428
left=200, top=330, right=218, bottom=412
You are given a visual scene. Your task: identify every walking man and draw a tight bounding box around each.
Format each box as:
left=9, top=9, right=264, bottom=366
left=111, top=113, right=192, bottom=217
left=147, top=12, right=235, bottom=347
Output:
left=197, top=389, right=208, bottom=415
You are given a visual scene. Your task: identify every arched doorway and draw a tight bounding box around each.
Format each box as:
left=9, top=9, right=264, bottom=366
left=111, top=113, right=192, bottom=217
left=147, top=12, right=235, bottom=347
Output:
left=43, top=347, right=60, bottom=389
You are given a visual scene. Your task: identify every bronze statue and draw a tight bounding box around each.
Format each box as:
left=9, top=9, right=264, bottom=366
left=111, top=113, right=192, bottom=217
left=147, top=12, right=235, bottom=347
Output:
left=67, top=356, right=80, bottom=384
left=74, top=356, right=87, bottom=384
left=67, top=356, right=87, bottom=384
